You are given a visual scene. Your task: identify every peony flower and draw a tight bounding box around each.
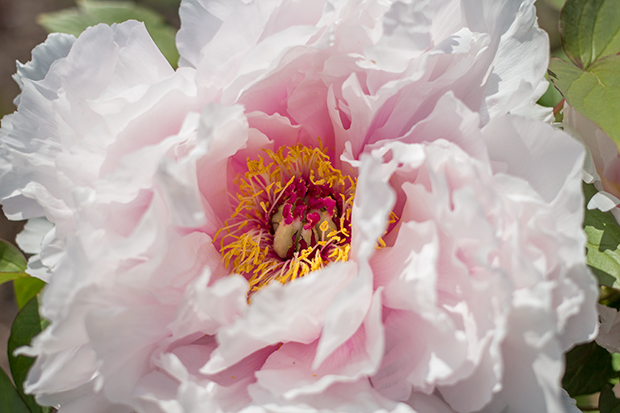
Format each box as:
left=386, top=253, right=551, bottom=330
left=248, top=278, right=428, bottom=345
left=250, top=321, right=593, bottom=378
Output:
left=0, top=0, right=597, bottom=412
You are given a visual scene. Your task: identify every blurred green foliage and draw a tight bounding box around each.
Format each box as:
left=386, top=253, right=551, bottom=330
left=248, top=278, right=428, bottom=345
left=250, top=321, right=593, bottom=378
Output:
left=38, top=0, right=180, bottom=67
left=8, top=297, right=51, bottom=413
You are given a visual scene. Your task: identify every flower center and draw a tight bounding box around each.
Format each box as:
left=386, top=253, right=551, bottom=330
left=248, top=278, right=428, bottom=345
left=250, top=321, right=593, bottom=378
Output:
left=216, top=145, right=355, bottom=293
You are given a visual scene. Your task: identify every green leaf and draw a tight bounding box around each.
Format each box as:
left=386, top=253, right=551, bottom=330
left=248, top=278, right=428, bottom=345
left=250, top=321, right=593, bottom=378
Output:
left=563, top=341, right=618, bottom=397
left=0, top=240, right=27, bottom=274
left=137, top=0, right=181, bottom=9
left=0, top=272, right=28, bottom=285
left=613, top=352, right=620, bottom=371
left=560, top=0, right=620, bottom=68
left=549, top=56, right=620, bottom=149
left=600, top=286, right=620, bottom=309
left=581, top=183, right=620, bottom=287
left=0, top=239, right=28, bottom=287
left=601, top=384, right=620, bottom=413
left=0, top=367, right=29, bottom=413
left=38, top=0, right=179, bottom=67
left=591, top=265, right=617, bottom=288
left=13, top=277, right=46, bottom=310
left=537, top=74, right=564, bottom=108
left=8, top=297, right=51, bottom=413
left=575, top=393, right=602, bottom=412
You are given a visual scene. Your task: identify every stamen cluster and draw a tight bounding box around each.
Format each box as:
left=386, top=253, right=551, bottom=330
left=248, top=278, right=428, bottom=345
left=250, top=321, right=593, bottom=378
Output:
left=216, top=145, right=355, bottom=293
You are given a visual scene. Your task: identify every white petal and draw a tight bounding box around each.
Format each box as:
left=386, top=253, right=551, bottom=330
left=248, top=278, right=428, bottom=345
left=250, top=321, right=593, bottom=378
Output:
left=16, top=217, right=54, bottom=254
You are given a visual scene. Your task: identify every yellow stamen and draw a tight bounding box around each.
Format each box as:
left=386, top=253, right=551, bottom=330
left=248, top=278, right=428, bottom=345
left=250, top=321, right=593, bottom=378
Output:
left=215, top=144, right=394, bottom=294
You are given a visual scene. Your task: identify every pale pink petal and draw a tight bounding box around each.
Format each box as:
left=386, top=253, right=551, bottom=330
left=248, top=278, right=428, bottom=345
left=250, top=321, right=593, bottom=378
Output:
left=202, top=262, right=358, bottom=375
left=255, top=289, right=383, bottom=399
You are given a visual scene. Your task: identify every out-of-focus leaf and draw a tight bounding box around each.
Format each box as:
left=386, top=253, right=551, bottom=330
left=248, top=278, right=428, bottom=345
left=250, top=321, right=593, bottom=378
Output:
left=600, top=286, right=620, bottom=310
left=0, top=367, right=29, bottom=413
left=613, top=352, right=620, bottom=371
left=138, top=0, right=181, bottom=9
left=537, top=74, right=564, bottom=108
left=601, top=384, right=620, bottom=413
left=0, top=271, right=28, bottom=285
left=546, top=0, right=567, bottom=10
left=38, top=0, right=179, bottom=67
left=582, top=183, right=620, bottom=288
left=551, top=43, right=569, bottom=61
left=560, top=0, right=620, bottom=68
left=563, top=340, right=617, bottom=397
left=540, top=49, right=568, bottom=111
left=13, top=277, right=46, bottom=310
left=8, top=297, right=51, bottom=413
left=549, top=56, right=620, bottom=149
left=575, top=394, right=602, bottom=412
left=147, top=25, right=178, bottom=66
left=0, top=239, right=28, bottom=287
